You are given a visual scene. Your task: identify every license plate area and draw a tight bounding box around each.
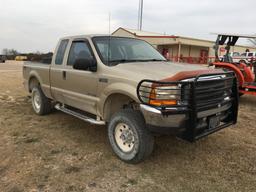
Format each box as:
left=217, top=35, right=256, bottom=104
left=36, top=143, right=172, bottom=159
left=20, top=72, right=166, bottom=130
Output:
left=208, top=115, right=221, bottom=130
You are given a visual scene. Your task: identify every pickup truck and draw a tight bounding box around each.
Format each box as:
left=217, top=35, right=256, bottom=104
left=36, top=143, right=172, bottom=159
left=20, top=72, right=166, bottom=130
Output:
left=240, top=52, right=256, bottom=64
left=23, top=35, right=239, bottom=163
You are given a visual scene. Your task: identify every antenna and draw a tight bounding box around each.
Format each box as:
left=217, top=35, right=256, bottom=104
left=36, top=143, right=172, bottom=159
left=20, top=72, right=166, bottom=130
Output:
left=108, top=12, right=111, bottom=66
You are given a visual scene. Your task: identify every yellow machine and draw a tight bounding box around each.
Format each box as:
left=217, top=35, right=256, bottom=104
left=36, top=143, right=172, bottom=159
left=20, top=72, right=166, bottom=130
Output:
left=15, top=56, right=27, bottom=61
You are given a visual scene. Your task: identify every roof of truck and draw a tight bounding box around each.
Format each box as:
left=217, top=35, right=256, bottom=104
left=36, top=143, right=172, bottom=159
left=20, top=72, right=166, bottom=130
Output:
left=61, top=34, right=129, bottom=40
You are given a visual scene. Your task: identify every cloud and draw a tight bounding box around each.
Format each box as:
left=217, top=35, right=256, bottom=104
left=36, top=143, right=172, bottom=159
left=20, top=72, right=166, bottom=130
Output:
left=0, top=0, right=255, bottom=52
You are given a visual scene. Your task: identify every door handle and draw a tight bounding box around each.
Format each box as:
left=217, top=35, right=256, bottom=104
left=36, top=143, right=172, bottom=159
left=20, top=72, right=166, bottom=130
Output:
left=62, top=71, right=66, bottom=80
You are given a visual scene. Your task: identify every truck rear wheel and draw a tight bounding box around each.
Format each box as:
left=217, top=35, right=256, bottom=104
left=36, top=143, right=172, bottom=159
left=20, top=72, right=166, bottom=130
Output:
left=31, top=86, right=52, bottom=115
left=108, top=109, right=154, bottom=164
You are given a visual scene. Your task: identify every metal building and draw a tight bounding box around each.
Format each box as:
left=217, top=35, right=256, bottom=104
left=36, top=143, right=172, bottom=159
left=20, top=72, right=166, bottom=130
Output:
left=112, top=27, right=256, bottom=64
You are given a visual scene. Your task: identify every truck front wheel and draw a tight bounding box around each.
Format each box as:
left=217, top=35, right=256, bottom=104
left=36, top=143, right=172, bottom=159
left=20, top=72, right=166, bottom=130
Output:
left=108, top=109, right=154, bottom=164
left=31, top=86, right=52, bottom=115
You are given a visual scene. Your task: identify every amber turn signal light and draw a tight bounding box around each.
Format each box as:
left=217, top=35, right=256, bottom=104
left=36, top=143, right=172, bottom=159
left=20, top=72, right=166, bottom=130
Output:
left=149, top=87, right=177, bottom=106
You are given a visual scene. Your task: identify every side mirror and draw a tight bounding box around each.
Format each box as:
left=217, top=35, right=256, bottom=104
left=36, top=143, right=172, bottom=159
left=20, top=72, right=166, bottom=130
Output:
left=73, top=58, right=97, bottom=72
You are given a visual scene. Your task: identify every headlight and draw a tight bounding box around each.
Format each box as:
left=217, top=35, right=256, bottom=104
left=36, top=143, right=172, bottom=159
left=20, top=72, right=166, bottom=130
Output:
left=149, top=85, right=181, bottom=106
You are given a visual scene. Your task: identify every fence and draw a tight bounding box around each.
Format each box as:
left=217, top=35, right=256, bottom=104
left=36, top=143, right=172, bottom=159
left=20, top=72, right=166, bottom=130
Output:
left=167, top=56, right=256, bottom=65
left=167, top=56, right=216, bottom=64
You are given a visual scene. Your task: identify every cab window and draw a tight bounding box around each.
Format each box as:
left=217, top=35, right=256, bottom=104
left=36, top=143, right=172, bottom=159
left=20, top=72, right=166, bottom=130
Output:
left=55, top=39, right=69, bottom=65
left=67, top=41, right=94, bottom=66
left=232, top=52, right=240, bottom=57
left=248, top=53, right=253, bottom=57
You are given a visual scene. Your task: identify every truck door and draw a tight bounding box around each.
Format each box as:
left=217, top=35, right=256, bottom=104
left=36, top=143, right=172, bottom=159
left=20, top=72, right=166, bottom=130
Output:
left=50, top=39, right=70, bottom=103
left=57, top=39, right=98, bottom=115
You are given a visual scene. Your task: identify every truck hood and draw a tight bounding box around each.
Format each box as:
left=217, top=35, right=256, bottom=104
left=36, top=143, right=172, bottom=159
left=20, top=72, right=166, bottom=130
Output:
left=111, top=61, right=222, bottom=81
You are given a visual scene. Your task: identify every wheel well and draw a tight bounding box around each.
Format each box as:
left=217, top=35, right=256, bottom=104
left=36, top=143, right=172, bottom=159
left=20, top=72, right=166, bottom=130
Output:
left=103, top=93, right=137, bottom=122
left=29, top=77, right=40, bottom=92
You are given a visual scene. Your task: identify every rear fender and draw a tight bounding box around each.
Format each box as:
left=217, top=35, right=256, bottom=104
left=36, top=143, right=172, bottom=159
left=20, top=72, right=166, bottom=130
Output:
left=28, top=71, right=43, bottom=91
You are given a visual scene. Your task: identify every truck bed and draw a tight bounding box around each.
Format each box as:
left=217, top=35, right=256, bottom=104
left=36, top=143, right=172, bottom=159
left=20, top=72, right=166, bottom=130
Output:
left=23, top=61, right=51, bottom=98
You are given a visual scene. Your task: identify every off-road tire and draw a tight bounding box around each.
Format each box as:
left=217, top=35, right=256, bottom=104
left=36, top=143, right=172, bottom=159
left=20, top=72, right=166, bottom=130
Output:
left=108, top=109, right=154, bottom=164
left=31, top=86, right=52, bottom=115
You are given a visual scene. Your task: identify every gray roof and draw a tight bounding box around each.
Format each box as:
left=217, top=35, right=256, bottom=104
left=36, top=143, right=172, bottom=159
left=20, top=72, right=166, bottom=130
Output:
left=212, top=33, right=256, bottom=39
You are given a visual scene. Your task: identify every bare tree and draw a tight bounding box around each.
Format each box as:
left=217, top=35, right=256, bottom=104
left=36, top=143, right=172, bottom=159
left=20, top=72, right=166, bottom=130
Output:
left=9, top=49, right=18, bottom=56
left=1, top=48, right=19, bottom=56
left=2, top=48, right=9, bottom=55
left=35, top=50, right=41, bottom=55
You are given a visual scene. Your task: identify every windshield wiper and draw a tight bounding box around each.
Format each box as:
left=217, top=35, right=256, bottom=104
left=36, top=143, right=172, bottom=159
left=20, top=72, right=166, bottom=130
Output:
left=107, top=59, right=167, bottom=66
left=108, top=59, right=143, bottom=65
left=109, top=59, right=166, bottom=63
left=109, top=59, right=134, bottom=63
left=139, top=59, right=167, bottom=62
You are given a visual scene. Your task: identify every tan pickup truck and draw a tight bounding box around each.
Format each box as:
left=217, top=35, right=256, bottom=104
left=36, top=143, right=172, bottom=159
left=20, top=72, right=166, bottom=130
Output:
left=23, top=35, right=239, bottom=163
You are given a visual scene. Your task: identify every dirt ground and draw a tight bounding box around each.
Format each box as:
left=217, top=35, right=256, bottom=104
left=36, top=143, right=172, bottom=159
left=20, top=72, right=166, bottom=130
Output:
left=0, top=61, right=255, bottom=192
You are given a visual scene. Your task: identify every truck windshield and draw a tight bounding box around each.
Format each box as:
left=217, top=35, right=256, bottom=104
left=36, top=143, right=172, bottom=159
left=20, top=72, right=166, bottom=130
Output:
left=92, top=36, right=166, bottom=65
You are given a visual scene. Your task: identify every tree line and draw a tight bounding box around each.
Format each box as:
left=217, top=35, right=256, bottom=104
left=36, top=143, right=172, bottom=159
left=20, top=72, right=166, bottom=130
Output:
left=1, top=48, right=53, bottom=61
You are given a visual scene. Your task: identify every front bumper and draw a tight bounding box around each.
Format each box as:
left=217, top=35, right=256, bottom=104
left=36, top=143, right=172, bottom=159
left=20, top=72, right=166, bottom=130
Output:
left=137, top=72, right=239, bottom=142
left=140, top=104, right=187, bottom=129
left=140, top=102, right=233, bottom=136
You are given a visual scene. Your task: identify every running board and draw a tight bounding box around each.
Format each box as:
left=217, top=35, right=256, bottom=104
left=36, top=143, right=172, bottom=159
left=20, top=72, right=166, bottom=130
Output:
left=55, top=104, right=105, bottom=125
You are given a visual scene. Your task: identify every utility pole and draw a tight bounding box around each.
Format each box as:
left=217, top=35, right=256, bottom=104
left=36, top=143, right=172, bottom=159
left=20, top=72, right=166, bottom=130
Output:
left=137, top=0, right=143, bottom=31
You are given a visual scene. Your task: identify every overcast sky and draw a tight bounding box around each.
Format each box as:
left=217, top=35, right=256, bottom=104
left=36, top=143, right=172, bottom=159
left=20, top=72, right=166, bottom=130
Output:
left=0, top=0, right=255, bottom=53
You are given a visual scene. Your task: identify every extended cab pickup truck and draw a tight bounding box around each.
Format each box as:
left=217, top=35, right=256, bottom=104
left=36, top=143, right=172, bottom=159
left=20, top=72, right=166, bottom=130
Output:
left=23, top=35, right=239, bottom=163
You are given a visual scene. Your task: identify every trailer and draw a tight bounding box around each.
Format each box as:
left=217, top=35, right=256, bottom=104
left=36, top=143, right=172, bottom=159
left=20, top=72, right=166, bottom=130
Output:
left=211, top=33, right=256, bottom=96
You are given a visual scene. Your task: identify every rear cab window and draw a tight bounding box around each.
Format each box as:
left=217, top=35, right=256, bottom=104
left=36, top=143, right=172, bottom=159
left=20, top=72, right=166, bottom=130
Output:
left=55, top=39, right=69, bottom=65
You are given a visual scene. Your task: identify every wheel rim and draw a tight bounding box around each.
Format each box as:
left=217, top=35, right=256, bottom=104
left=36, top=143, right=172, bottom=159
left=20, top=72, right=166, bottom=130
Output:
left=32, top=90, right=41, bottom=112
left=114, top=123, right=136, bottom=153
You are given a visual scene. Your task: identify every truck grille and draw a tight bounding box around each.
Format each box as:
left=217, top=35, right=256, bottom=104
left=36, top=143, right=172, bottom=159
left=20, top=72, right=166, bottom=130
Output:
left=192, top=75, right=234, bottom=111
left=137, top=72, right=236, bottom=111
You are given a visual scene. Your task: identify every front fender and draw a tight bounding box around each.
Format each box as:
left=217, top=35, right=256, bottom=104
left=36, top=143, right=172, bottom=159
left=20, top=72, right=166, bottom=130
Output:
left=97, top=82, right=139, bottom=117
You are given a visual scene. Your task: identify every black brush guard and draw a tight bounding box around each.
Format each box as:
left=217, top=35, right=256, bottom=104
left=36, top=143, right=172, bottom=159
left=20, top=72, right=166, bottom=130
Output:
left=137, top=72, right=239, bottom=142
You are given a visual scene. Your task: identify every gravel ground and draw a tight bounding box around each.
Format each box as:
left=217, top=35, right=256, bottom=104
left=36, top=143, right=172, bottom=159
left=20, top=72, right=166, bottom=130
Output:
left=0, top=61, right=255, bottom=192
